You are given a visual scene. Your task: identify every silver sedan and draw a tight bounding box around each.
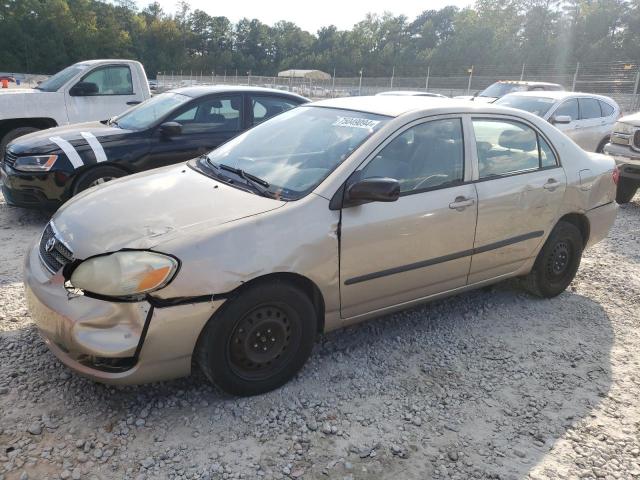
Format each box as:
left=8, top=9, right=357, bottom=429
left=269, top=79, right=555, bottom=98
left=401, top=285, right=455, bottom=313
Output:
left=25, top=96, right=618, bottom=396
left=495, top=91, right=620, bottom=152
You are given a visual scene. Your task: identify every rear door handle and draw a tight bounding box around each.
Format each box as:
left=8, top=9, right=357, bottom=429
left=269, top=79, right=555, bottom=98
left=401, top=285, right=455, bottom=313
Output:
left=543, top=178, right=560, bottom=191
left=126, top=101, right=141, bottom=106
left=449, top=196, right=475, bottom=210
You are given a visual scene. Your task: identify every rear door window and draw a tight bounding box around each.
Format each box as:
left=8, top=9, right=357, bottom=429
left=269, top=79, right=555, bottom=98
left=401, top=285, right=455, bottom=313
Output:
left=578, top=98, right=602, bottom=119
left=251, top=96, right=299, bottom=126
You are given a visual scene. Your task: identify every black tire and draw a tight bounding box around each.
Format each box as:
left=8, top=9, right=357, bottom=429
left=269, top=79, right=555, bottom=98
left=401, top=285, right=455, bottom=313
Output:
left=595, top=137, right=609, bottom=153
left=616, top=178, right=638, bottom=204
left=1, top=127, right=40, bottom=154
left=72, top=165, right=127, bottom=195
left=522, top=221, right=583, bottom=298
left=196, top=281, right=317, bottom=396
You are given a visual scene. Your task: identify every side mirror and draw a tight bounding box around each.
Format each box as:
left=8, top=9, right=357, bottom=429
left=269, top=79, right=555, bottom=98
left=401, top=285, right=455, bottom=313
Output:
left=159, top=122, right=182, bottom=137
left=346, top=177, right=400, bottom=206
left=551, top=115, right=572, bottom=125
left=69, top=81, right=99, bottom=96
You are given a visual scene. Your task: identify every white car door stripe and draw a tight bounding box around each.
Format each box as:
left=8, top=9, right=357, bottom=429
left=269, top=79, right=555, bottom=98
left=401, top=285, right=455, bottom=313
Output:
left=80, top=132, right=108, bottom=163
left=49, top=136, right=83, bottom=169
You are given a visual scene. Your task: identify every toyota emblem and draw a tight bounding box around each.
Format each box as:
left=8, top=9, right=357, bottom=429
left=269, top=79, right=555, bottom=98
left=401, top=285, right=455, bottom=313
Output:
left=45, top=237, right=56, bottom=253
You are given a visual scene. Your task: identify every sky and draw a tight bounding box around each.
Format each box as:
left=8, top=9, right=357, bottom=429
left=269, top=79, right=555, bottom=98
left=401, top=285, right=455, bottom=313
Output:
left=137, top=0, right=474, bottom=33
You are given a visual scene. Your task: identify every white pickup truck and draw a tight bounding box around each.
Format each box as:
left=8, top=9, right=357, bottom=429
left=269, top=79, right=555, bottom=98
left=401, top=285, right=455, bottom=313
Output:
left=0, top=59, right=151, bottom=152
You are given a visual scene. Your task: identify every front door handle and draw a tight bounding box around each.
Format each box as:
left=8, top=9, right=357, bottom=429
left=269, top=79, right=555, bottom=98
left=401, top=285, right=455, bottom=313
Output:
left=543, top=178, right=560, bottom=191
left=126, top=101, right=141, bottom=106
left=449, top=196, right=475, bottom=211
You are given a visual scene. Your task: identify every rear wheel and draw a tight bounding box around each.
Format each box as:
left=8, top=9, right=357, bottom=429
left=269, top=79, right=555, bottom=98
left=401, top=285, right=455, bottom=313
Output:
left=522, top=221, right=583, bottom=298
left=1, top=127, right=40, bottom=154
left=196, top=281, right=317, bottom=396
left=72, top=166, right=127, bottom=195
left=616, top=177, right=638, bottom=204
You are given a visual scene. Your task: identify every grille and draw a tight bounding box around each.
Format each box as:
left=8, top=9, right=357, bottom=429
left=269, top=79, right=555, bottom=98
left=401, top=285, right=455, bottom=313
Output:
left=38, top=223, right=74, bottom=273
left=3, top=149, right=17, bottom=168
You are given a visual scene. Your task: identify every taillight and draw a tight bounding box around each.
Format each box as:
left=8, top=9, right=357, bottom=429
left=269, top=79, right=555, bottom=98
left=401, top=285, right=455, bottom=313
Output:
left=612, top=166, right=620, bottom=185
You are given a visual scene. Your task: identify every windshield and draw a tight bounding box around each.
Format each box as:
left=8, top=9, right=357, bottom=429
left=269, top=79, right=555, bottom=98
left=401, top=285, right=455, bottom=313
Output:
left=197, top=107, right=389, bottom=200
left=36, top=65, right=87, bottom=92
left=115, top=92, right=191, bottom=130
left=479, top=82, right=527, bottom=98
left=495, top=95, right=556, bottom=117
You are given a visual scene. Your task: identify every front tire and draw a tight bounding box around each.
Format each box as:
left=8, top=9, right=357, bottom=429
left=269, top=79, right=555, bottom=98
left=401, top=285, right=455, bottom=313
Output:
left=522, top=221, right=583, bottom=298
left=196, top=281, right=317, bottom=396
left=616, top=178, right=638, bottom=204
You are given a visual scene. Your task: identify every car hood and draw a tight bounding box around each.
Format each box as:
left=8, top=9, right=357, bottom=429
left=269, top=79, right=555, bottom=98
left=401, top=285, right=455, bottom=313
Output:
left=51, top=164, right=286, bottom=259
left=8, top=121, right=133, bottom=155
left=618, top=111, right=640, bottom=127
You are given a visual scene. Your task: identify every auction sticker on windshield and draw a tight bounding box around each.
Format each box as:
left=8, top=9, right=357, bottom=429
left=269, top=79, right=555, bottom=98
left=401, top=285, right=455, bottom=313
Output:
left=333, top=117, right=380, bottom=129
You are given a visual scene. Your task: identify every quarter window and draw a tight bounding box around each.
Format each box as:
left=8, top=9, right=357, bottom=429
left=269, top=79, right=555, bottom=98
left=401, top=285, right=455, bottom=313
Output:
left=472, top=119, right=555, bottom=178
left=80, top=66, right=133, bottom=95
left=554, top=99, right=579, bottom=121
left=599, top=101, right=614, bottom=117
left=579, top=98, right=602, bottom=119
left=361, top=118, right=464, bottom=193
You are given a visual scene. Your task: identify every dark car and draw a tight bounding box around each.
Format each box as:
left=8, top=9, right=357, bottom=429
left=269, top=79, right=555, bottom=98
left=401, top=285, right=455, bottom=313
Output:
left=1, top=86, right=308, bottom=209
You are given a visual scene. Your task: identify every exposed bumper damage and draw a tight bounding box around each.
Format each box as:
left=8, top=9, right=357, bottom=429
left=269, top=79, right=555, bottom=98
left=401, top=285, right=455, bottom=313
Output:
left=24, top=243, right=225, bottom=384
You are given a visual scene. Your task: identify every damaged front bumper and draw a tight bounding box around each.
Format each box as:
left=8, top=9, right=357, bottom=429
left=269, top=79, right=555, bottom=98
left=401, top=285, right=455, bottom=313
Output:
left=24, top=242, right=225, bottom=385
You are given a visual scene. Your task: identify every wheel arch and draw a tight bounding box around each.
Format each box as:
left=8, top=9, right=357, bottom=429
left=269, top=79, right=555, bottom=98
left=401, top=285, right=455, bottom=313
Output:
left=231, top=272, right=326, bottom=334
left=556, top=212, right=590, bottom=246
left=70, top=162, right=133, bottom=194
left=0, top=117, right=57, bottom=139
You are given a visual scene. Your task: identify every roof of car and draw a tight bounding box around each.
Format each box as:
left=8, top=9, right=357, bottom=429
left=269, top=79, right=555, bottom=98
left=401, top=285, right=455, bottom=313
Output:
left=500, top=90, right=617, bottom=102
left=308, top=95, right=520, bottom=117
left=496, top=80, right=563, bottom=87
left=376, top=90, right=445, bottom=97
left=169, top=85, right=309, bottom=101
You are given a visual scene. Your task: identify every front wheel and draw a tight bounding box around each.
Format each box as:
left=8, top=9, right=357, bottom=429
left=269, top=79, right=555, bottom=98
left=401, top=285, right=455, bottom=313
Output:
left=522, top=221, right=583, bottom=298
left=196, top=281, right=317, bottom=396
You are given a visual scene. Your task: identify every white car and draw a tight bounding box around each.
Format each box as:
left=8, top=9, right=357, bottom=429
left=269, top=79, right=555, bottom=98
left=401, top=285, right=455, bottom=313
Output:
left=0, top=59, right=151, bottom=152
left=495, top=91, right=620, bottom=152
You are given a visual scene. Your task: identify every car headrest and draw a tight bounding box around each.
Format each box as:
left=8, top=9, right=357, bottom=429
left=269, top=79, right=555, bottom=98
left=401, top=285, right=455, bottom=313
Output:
left=210, top=100, right=223, bottom=109
left=230, top=97, right=242, bottom=110
left=498, top=129, right=536, bottom=151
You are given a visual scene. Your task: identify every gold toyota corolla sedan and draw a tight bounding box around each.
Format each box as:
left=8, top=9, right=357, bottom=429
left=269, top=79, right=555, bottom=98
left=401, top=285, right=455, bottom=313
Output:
left=24, top=96, right=618, bottom=396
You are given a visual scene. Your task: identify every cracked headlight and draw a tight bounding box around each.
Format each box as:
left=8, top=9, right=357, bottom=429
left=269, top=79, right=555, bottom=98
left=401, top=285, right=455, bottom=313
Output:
left=13, top=154, right=58, bottom=172
left=70, top=251, right=178, bottom=298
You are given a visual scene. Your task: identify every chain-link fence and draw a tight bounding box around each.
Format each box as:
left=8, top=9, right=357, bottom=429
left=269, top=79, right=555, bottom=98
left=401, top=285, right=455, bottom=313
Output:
left=157, top=61, right=640, bottom=113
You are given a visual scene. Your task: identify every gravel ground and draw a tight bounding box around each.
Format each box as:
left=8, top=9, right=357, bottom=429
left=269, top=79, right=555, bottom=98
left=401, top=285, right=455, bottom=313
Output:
left=1, top=194, right=639, bottom=480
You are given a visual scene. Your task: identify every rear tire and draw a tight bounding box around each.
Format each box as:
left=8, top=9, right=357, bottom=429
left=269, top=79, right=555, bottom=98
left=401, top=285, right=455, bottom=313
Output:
left=196, top=281, right=317, bottom=396
left=1, top=127, right=40, bottom=154
left=72, top=166, right=127, bottom=195
left=522, top=221, right=583, bottom=298
left=616, top=178, right=638, bottom=204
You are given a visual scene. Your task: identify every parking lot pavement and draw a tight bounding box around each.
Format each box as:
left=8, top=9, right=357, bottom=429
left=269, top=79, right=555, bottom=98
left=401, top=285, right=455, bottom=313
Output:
left=1, top=194, right=639, bottom=480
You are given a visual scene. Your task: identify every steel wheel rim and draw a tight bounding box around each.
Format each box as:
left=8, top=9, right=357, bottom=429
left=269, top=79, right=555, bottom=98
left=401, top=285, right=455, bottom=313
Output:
left=227, top=304, right=299, bottom=381
left=547, top=240, right=571, bottom=277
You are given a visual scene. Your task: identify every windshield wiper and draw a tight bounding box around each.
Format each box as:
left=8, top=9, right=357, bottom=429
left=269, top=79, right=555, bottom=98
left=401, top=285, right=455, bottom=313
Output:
left=204, top=160, right=274, bottom=197
left=218, top=163, right=273, bottom=197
